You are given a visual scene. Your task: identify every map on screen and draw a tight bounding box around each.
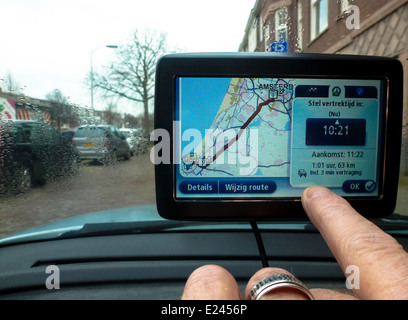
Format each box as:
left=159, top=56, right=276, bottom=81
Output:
left=178, top=78, right=293, bottom=177
left=176, top=77, right=382, bottom=199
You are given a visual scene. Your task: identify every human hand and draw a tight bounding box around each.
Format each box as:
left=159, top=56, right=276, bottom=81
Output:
left=182, top=186, right=408, bottom=300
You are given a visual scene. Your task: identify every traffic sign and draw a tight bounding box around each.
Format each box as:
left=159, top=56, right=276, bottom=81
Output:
left=269, top=41, right=288, bottom=53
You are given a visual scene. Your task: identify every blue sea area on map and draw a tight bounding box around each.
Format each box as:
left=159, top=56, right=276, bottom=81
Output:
left=250, top=117, right=261, bottom=127
left=179, top=77, right=232, bottom=152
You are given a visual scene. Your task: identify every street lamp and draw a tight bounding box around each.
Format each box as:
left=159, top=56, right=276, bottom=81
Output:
left=90, top=45, right=118, bottom=109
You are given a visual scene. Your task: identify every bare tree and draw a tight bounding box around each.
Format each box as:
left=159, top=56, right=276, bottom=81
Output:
left=46, top=89, right=70, bottom=131
left=92, top=29, right=168, bottom=136
left=1, top=73, right=21, bottom=93
left=103, top=100, right=122, bottom=127
left=123, top=113, right=141, bottom=129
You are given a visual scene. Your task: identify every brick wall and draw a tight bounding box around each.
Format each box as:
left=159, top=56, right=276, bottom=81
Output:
left=240, top=0, right=408, bottom=174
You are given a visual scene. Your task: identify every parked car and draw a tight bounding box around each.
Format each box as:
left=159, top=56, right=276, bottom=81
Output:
left=61, top=130, right=75, bottom=144
left=119, top=128, right=137, bottom=156
left=73, top=125, right=131, bottom=164
left=132, top=129, right=149, bottom=155
left=0, top=120, right=79, bottom=194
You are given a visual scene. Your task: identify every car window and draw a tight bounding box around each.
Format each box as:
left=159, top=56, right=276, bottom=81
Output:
left=75, top=127, right=107, bottom=138
left=121, top=131, right=130, bottom=138
left=9, top=126, right=24, bottom=144
left=0, top=0, right=407, bottom=242
left=112, top=127, right=122, bottom=138
left=28, top=124, right=54, bottom=144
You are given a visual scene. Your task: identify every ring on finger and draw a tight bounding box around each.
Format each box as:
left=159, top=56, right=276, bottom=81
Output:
left=248, top=274, right=314, bottom=300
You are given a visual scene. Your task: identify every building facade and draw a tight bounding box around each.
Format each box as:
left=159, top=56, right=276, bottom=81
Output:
left=239, top=0, right=408, bottom=174
left=0, top=89, right=84, bottom=131
left=0, top=89, right=141, bottom=131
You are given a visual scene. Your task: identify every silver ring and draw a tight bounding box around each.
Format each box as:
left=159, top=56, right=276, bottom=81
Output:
left=249, top=274, right=314, bottom=300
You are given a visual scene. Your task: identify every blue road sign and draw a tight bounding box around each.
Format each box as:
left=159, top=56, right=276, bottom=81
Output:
left=269, top=41, right=288, bottom=53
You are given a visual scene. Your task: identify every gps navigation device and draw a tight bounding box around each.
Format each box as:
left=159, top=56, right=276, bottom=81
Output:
left=154, top=53, right=403, bottom=220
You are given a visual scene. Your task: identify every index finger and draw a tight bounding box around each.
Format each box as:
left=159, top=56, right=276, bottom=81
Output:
left=302, top=186, right=408, bottom=300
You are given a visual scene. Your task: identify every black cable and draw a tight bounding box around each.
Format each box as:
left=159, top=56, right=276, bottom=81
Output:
left=250, top=221, right=269, bottom=268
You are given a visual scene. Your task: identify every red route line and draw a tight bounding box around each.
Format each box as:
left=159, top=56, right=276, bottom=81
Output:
left=197, top=98, right=276, bottom=169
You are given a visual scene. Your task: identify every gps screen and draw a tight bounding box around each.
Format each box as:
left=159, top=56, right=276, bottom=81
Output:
left=175, top=77, right=384, bottom=200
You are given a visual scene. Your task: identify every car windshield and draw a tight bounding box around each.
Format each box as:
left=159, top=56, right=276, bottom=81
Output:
left=0, top=0, right=407, bottom=243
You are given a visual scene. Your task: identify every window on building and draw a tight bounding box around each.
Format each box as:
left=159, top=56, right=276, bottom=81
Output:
left=264, top=20, right=271, bottom=51
left=258, top=15, right=263, bottom=45
left=297, top=0, right=303, bottom=51
left=248, top=17, right=258, bottom=52
left=249, top=15, right=262, bottom=51
left=311, top=0, right=328, bottom=40
left=341, top=0, right=353, bottom=14
left=275, top=7, right=288, bottom=42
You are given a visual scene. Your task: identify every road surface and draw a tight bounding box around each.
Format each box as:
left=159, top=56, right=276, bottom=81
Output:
left=0, top=154, right=156, bottom=239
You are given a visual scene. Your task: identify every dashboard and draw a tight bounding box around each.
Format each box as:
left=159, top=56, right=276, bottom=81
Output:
left=1, top=224, right=407, bottom=299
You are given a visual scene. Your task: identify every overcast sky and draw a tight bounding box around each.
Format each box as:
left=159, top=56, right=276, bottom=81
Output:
left=0, top=0, right=255, bottom=114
